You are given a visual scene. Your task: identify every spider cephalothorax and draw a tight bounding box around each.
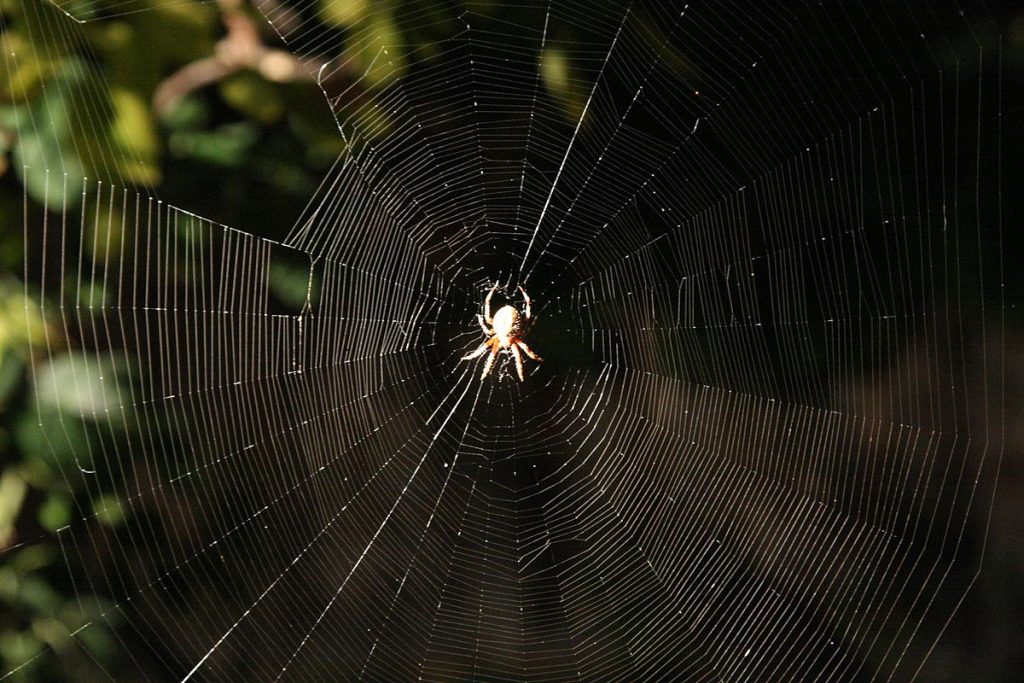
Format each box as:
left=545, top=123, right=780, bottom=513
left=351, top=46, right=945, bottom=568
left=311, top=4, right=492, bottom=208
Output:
left=462, top=285, right=542, bottom=380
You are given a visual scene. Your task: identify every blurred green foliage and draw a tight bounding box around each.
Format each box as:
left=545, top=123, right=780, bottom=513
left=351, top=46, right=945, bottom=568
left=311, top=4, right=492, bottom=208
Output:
left=0, top=0, right=434, bottom=677
left=0, top=273, right=131, bottom=680
left=0, top=0, right=586, bottom=677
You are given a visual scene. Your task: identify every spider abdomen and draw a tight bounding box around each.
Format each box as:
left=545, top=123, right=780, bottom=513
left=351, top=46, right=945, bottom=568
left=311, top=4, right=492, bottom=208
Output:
left=492, top=305, right=520, bottom=339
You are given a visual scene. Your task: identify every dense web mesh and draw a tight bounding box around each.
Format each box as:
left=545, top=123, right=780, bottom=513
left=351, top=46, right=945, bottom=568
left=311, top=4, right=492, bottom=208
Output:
left=6, top=0, right=1007, bottom=680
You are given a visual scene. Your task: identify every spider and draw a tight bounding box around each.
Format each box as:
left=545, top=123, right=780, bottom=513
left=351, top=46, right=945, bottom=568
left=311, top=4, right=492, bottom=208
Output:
left=462, top=285, right=542, bottom=380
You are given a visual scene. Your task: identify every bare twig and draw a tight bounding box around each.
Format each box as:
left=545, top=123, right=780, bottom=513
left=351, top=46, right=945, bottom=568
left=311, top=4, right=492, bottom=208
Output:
left=152, top=0, right=323, bottom=117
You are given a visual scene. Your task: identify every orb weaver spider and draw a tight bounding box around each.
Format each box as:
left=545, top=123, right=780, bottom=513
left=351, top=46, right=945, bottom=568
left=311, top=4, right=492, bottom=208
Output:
left=461, top=285, right=542, bottom=380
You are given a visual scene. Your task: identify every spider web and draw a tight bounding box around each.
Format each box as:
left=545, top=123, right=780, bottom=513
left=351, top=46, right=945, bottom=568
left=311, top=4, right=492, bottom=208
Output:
left=6, top=0, right=1008, bottom=680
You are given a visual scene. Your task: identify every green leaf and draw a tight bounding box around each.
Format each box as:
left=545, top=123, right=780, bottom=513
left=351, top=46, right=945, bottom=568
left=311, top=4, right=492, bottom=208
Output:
left=540, top=48, right=584, bottom=119
left=81, top=196, right=125, bottom=268
left=9, top=545, right=57, bottom=573
left=0, top=32, right=62, bottom=104
left=269, top=260, right=317, bottom=311
left=18, top=575, right=61, bottom=612
left=90, top=2, right=217, bottom=91
left=0, top=632, right=42, bottom=675
left=9, top=62, right=89, bottom=211
left=169, top=123, right=258, bottom=167
left=0, top=278, right=48, bottom=364
left=15, top=438, right=56, bottom=488
left=160, top=94, right=208, bottom=131
left=540, top=48, right=571, bottom=95
left=91, top=494, right=124, bottom=528
left=108, top=87, right=161, bottom=185
left=13, top=405, right=90, bottom=470
left=0, top=566, right=16, bottom=600
left=221, top=72, right=285, bottom=124
left=37, top=493, right=70, bottom=532
left=0, top=469, right=28, bottom=548
left=74, top=620, right=117, bottom=663
left=345, top=12, right=406, bottom=89
left=318, top=0, right=371, bottom=27
left=0, top=352, right=23, bottom=412
left=33, top=352, right=130, bottom=427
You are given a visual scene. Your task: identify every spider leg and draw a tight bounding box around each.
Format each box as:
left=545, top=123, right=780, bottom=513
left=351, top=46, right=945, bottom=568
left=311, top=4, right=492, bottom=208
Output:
left=462, top=341, right=490, bottom=360
left=517, top=340, right=542, bottom=361
left=510, top=343, right=525, bottom=381
left=518, top=286, right=532, bottom=319
left=480, top=342, right=501, bottom=379
left=477, top=314, right=490, bottom=336
left=484, top=285, right=497, bottom=324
